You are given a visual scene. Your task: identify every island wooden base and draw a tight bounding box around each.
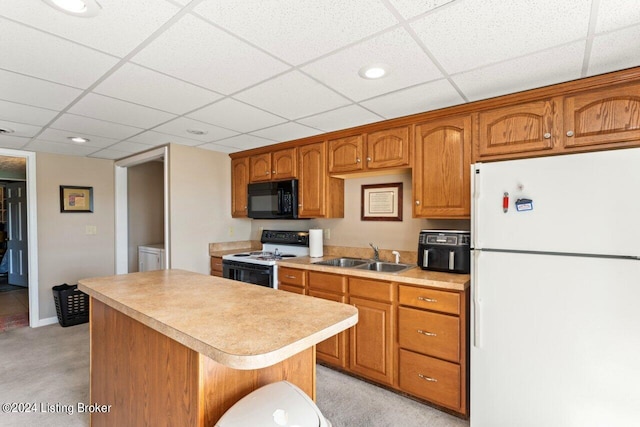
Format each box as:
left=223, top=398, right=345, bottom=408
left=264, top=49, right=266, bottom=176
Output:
left=89, top=298, right=316, bottom=426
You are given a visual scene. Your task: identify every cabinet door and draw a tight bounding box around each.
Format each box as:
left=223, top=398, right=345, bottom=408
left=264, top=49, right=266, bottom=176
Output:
left=328, top=135, right=364, bottom=173
left=271, top=148, right=297, bottom=180
left=476, top=98, right=559, bottom=160
left=249, top=153, right=271, bottom=182
left=298, top=142, right=326, bottom=218
left=309, top=289, right=348, bottom=368
left=349, top=296, right=394, bottom=385
left=139, top=249, right=161, bottom=272
left=366, top=126, right=410, bottom=169
left=210, top=256, right=223, bottom=277
left=231, top=157, right=249, bottom=217
left=414, top=115, right=471, bottom=218
left=563, top=82, right=640, bottom=150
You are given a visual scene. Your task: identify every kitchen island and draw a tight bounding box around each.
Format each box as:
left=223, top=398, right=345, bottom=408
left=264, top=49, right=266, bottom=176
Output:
left=78, top=269, right=358, bottom=427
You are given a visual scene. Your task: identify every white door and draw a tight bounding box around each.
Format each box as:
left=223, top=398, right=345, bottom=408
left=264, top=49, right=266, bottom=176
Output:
left=471, top=250, right=640, bottom=427
left=7, top=182, right=28, bottom=287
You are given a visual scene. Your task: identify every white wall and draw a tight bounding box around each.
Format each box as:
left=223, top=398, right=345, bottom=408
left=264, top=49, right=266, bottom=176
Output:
left=36, top=152, right=115, bottom=320
left=251, top=171, right=469, bottom=251
left=169, top=144, right=251, bottom=274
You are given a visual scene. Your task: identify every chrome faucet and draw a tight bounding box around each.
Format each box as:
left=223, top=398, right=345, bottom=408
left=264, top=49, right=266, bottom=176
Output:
left=369, top=243, right=380, bottom=261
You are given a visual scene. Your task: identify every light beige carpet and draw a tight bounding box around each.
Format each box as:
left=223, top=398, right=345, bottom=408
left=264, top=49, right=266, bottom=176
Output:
left=0, top=323, right=469, bottom=427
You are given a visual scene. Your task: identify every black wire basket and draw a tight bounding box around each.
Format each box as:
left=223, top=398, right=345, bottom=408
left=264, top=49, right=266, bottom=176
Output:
left=52, top=284, right=89, bottom=327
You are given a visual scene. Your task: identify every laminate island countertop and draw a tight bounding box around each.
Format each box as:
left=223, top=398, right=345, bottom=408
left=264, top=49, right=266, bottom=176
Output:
left=78, top=269, right=358, bottom=370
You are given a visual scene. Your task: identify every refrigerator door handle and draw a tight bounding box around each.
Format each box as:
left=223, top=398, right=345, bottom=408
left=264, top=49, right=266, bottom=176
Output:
left=472, top=249, right=481, bottom=348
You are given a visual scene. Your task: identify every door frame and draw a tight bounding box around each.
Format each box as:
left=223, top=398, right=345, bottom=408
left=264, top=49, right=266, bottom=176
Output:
left=114, top=146, right=170, bottom=274
left=0, top=149, right=38, bottom=327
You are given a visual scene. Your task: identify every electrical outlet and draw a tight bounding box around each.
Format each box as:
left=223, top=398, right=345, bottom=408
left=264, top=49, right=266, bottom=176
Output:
left=323, top=229, right=330, bottom=240
left=228, top=226, right=234, bottom=236
left=85, top=225, right=97, bottom=235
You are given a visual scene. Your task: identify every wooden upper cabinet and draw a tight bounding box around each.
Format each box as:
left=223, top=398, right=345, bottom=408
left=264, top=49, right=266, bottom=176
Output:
left=414, top=115, right=471, bottom=218
left=475, top=98, right=560, bottom=161
left=298, top=142, right=344, bottom=218
left=366, top=126, right=410, bottom=169
left=563, top=82, right=640, bottom=150
left=249, top=148, right=297, bottom=182
left=328, top=135, right=364, bottom=173
left=231, top=157, right=249, bottom=217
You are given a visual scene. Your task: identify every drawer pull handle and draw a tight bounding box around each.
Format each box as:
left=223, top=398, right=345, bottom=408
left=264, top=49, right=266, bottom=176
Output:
left=284, top=275, right=297, bottom=279
left=418, top=374, right=437, bottom=382
left=417, top=329, right=437, bottom=337
left=418, top=296, right=437, bottom=303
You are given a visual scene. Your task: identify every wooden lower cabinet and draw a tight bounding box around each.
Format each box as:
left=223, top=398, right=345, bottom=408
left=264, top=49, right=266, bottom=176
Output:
left=278, top=266, right=306, bottom=294
left=210, top=256, right=223, bottom=277
left=398, top=349, right=461, bottom=410
left=398, top=307, right=460, bottom=363
left=309, top=289, right=348, bottom=368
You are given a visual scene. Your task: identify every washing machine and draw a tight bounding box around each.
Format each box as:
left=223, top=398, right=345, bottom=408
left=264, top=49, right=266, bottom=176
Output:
left=215, top=381, right=332, bottom=427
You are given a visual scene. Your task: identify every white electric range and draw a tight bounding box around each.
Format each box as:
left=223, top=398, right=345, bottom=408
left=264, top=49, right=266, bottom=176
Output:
left=222, top=230, right=309, bottom=288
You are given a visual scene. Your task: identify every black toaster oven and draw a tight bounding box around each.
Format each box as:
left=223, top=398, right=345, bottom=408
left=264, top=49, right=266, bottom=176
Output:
left=418, top=230, right=471, bottom=274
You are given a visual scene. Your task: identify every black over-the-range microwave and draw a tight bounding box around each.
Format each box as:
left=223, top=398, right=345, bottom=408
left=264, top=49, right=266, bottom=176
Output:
left=247, top=179, right=299, bottom=219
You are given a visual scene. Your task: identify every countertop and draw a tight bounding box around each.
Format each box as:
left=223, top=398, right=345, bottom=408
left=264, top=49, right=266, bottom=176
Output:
left=277, top=256, right=470, bottom=291
left=78, top=269, right=358, bottom=370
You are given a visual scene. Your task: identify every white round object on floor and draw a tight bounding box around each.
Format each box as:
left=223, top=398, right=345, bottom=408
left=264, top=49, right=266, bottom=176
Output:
left=215, top=381, right=331, bottom=427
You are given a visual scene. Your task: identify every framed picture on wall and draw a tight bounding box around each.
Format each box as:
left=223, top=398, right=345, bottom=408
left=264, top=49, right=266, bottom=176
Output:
left=60, top=185, right=93, bottom=213
left=361, top=182, right=403, bottom=221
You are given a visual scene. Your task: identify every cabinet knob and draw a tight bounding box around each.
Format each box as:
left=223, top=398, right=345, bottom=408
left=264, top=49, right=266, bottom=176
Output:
left=366, top=157, right=371, bottom=162
left=415, top=200, right=420, bottom=205
left=543, top=132, right=551, bottom=139
left=356, top=158, right=361, bottom=163
left=272, top=170, right=276, bottom=174
left=265, top=171, right=270, bottom=175
left=298, top=204, right=302, bottom=207
left=566, top=130, right=575, bottom=137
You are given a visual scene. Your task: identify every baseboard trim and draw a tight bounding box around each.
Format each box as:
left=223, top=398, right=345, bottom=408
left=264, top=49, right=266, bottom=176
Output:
left=34, top=316, right=59, bottom=328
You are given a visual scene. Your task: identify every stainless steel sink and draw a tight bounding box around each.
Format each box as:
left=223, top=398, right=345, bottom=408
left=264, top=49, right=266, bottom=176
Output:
left=354, top=261, right=416, bottom=273
left=313, top=257, right=416, bottom=274
left=313, top=257, right=370, bottom=268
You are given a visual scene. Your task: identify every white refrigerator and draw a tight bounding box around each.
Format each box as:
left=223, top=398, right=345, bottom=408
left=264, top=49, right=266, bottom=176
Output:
left=470, top=148, right=640, bottom=427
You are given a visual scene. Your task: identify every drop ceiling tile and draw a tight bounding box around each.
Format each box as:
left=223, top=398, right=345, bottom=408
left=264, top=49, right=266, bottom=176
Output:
left=69, top=94, right=176, bottom=129
left=152, top=117, right=238, bottom=142
left=187, top=98, right=287, bottom=133
left=297, top=105, right=382, bottom=132
left=131, top=14, right=289, bottom=94
left=0, top=134, right=30, bottom=150
left=38, top=128, right=120, bottom=149
left=107, top=141, right=156, bottom=154
left=0, top=69, right=82, bottom=111
left=194, top=0, right=397, bottom=65
left=360, top=79, right=464, bottom=119
left=197, top=142, right=241, bottom=154
left=0, top=0, right=179, bottom=57
left=589, top=25, right=640, bottom=76
left=411, top=0, right=592, bottom=74
left=250, top=122, right=321, bottom=142
left=0, top=17, right=119, bottom=88
left=211, top=134, right=276, bottom=151
left=93, top=63, right=222, bottom=115
left=235, top=71, right=350, bottom=119
left=0, top=120, right=42, bottom=138
left=24, top=139, right=99, bottom=156
left=302, top=28, right=443, bottom=101
left=387, top=0, right=456, bottom=19
left=595, top=0, right=640, bottom=32
left=126, top=130, right=200, bottom=147
left=0, top=100, right=58, bottom=126
left=453, top=42, right=585, bottom=102
left=50, top=114, right=142, bottom=140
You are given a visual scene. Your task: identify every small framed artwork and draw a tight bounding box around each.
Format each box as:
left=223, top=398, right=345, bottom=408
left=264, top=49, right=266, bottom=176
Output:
left=361, top=182, right=403, bottom=221
left=60, top=185, right=93, bottom=213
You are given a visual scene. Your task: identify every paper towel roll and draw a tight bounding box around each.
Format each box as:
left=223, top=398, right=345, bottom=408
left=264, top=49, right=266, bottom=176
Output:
left=309, top=229, right=323, bottom=258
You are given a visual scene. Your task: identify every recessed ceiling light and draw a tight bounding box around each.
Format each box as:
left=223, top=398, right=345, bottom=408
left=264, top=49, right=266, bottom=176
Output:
left=0, top=127, right=15, bottom=134
left=358, top=64, right=389, bottom=80
left=68, top=136, right=90, bottom=143
left=42, top=0, right=102, bottom=17
left=187, top=129, right=208, bottom=136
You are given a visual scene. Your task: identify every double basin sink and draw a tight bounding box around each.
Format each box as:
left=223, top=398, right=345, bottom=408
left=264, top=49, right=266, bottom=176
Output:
left=313, top=257, right=416, bottom=274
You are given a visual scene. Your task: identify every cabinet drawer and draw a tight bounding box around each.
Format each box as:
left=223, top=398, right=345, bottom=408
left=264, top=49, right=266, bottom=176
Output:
left=398, top=285, right=460, bottom=315
left=308, top=271, right=346, bottom=294
left=398, top=307, right=460, bottom=362
left=399, top=349, right=460, bottom=410
left=279, top=267, right=306, bottom=287
left=349, top=277, right=392, bottom=302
